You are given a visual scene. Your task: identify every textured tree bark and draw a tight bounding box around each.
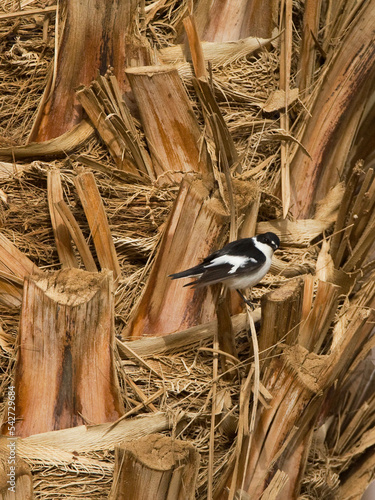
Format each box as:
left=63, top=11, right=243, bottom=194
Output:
left=11, top=269, right=124, bottom=438
left=29, top=0, right=138, bottom=142
left=108, top=434, right=200, bottom=500
left=74, top=171, right=121, bottom=284
left=288, top=0, right=375, bottom=218
left=259, top=278, right=305, bottom=364
left=297, top=0, right=323, bottom=93
left=193, top=0, right=277, bottom=41
left=125, top=66, right=211, bottom=185
left=124, top=176, right=228, bottom=338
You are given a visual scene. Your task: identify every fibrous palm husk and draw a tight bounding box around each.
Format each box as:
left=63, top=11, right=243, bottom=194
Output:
left=0, top=1, right=374, bottom=499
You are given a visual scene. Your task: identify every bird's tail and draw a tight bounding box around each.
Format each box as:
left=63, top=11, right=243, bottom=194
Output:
left=169, top=264, right=204, bottom=280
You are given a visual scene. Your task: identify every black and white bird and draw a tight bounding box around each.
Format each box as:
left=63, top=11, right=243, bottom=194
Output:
left=169, top=232, right=280, bottom=306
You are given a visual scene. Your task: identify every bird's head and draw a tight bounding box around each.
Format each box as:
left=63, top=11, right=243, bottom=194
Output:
left=256, top=232, right=280, bottom=252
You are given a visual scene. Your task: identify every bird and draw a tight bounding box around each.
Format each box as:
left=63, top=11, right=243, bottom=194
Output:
left=169, top=232, right=280, bottom=307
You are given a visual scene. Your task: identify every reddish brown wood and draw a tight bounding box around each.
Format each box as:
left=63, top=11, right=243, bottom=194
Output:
left=125, top=176, right=228, bottom=338
left=11, top=269, right=124, bottom=437
left=194, top=0, right=276, bottom=41
left=125, top=66, right=211, bottom=185
left=29, top=0, right=138, bottom=142
left=288, top=1, right=375, bottom=218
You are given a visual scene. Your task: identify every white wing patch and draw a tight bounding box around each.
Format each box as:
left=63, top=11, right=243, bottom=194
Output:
left=205, top=254, right=250, bottom=274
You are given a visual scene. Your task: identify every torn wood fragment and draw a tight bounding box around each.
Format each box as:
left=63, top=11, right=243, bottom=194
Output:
left=125, top=65, right=211, bottom=185
left=74, top=171, right=121, bottom=283
left=47, top=169, right=79, bottom=269
left=108, top=434, right=200, bottom=500
left=10, top=269, right=124, bottom=437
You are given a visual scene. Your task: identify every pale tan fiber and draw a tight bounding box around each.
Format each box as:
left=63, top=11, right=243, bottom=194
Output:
left=0, top=2, right=374, bottom=499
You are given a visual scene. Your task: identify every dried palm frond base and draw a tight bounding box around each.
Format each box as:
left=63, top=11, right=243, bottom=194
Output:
left=0, top=1, right=374, bottom=498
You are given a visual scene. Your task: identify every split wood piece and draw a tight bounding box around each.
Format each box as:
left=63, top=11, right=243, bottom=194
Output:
left=334, top=165, right=373, bottom=267
left=297, top=0, right=323, bottom=93
left=183, top=15, right=207, bottom=80
left=0, top=233, right=42, bottom=307
left=55, top=200, right=98, bottom=273
left=0, top=120, right=94, bottom=161
left=0, top=445, right=34, bottom=498
left=219, top=346, right=326, bottom=498
left=119, top=310, right=261, bottom=357
left=74, top=171, right=121, bottom=283
left=223, top=279, right=375, bottom=498
left=100, top=75, right=154, bottom=179
left=108, top=434, right=200, bottom=500
left=279, top=0, right=293, bottom=218
left=125, top=65, right=211, bottom=185
left=184, top=16, right=238, bottom=171
left=124, top=176, right=228, bottom=338
left=259, top=277, right=305, bottom=364
left=10, top=269, right=124, bottom=438
left=47, top=169, right=79, bottom=269
left=258, top=469, right=289, bottom=500
left=288, top=1, right=375, bottom=218
left=76, top=84, right=141, bottom=176
left=76, top=75, right=154, bottom=178
left=298, top=280, right=340, bottom=353
left=193, top=0, right=276, bottom=40
left=271, top=426, right=314, bottom=499
left=28, top=0, right=138, bottom=141
left=338, top=447, right=375, bottom=500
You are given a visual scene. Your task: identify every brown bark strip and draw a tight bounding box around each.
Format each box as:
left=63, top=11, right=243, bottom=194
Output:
left=259, top=278, right=305, bottom=363
left=108, top=434, right=200, bottom=500
left=125, top=66, right=211, bottom=185
left=74, top=171, right=121, bottom=283
left=47, top=169, right=79, bottom=269
left=29, top=0, right=138, bottom=142
left=297, top=0, right=323, bottom=93
left=54, top=200, right=98, bottom=273
left=76, top=75, right=154, bottom=178
left=0, top=233, right=42, bottom=307
left=216, top=292, right=239, bottom=378
left=298, top=280, right=340, bottom=353
left=10, top=269, right=124, bottom=438
left=194, top=0, right=276, bottom=41
left=289, top=0, right=375, bottom=218
left=75, top=85, right=141, bottom=176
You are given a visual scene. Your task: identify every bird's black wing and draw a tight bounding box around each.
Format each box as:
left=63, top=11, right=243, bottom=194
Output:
left=184, top=251, right=266, bottom=288
left=169, top=238, right=263, bottom=286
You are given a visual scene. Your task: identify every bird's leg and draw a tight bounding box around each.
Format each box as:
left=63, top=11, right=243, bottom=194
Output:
left=236, top=289, right=254, bottom=310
